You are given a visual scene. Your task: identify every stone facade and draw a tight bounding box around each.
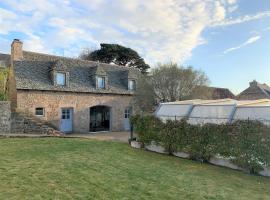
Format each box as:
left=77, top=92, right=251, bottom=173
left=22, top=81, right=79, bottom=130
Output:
left=16, top=90, right=133, bottom=133
left=4, top=39, right=138, bottom=134
left=0, top=101, right=11, bottom=133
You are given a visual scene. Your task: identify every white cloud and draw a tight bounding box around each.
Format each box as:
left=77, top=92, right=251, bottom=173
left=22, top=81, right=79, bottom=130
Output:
left=1, top=0, right=267, bottom=65
left=223, top=35, right=261, bottom=54
left=213, top=11, right=270, bottom=26
left=24, top=35, right=48, bottom=53
left=0, top=7, right=17, bottom=34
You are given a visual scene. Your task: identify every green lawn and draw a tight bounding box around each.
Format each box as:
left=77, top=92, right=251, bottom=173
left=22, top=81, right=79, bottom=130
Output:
left=0, top=138, right=269, bottom=199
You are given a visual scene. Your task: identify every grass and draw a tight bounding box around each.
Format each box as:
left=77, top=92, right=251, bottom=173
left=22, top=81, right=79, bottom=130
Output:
left=0, top=138, right=269, bottom=199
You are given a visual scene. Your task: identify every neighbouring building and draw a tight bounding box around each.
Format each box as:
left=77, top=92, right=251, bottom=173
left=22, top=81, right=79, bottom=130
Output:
left=237, top=80, right=270, bottom=100
left=208, top=87, right=235, bottom=99
left=7, top=39, right=139, bottom=133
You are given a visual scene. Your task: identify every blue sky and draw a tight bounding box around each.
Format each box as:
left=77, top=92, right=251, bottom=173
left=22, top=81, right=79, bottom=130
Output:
left=0, top=0, right=270, bottom=94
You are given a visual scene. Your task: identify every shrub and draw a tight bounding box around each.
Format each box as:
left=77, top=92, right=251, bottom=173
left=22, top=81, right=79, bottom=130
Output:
left=185, top=123, right=218, bottom=161
left=130, top=115, right=162, bottom=145
left=159, top=120, right=183, bottom=154
left=230, top=120, right=270, bottom=173
left=0, top=68, right=8, bottom=101
left=131, top=115, right=270, bottom=174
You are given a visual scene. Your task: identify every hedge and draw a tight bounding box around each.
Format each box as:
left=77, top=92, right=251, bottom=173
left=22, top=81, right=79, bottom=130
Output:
left=131, top=115, right=270, bottom=174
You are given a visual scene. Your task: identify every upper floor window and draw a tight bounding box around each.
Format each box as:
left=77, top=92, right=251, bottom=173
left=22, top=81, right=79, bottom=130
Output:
left=35, top=107, right=45, bottom=116
left=128, top=80, right=136, bottom=91
left=97, top=76, right=105, bottom=89
left=56, top=72, right=66, bottom=86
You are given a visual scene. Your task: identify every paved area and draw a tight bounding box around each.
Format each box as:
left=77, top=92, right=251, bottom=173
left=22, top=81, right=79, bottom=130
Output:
left=0, top=131, right=134, bottom=143
left=64, top=131, right=132, bottom=143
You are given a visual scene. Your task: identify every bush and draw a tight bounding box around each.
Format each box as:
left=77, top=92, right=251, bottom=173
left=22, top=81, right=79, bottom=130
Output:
left=0, top=68, right=8, bottom=101
left=130, top=115, right=162, bottom=145
left=230, top=120, right=270, bottom=173
left=131, top=115, right=270, bottom=174
left=185, top=123, right=217, bottom=161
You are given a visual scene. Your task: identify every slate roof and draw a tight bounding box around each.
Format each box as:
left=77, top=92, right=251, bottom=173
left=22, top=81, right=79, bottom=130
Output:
left=257, top=83, right=270, bottom=97
left=0, top=53, right=10, bottom=68
left=238, top=82, right=270, bottom=98
left=13, top=51, right=139, bottom=95
left=208, top=87, right=235, bottom=99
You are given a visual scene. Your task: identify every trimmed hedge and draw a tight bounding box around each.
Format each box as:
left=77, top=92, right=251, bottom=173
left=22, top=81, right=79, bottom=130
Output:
left=131, top=115, right=270, bottom=173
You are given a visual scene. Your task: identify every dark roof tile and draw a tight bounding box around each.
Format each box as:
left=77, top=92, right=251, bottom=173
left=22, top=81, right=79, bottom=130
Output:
left=13, top=51, right=139, bottom=94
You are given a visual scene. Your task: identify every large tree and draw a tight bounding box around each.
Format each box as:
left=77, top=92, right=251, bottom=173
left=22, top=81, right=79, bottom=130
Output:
left=133, top=63, right=211, bottom=112
left=80, top=44, right=150, bottom=73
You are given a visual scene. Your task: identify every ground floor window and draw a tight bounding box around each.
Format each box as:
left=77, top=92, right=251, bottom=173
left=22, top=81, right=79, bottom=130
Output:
left=90, top=106, right=110, bottom=132
left=35, top=107, right=45, bottom=116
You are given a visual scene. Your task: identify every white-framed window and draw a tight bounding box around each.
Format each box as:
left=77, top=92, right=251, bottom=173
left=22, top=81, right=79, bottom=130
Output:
left=56, top=72, right=66, bottom=86
left=97, top=76, right=105, bottom=89
left=124, top=108, right=131, bottom=118
left=35, top=107, right=45, bottom=116
left=128, top=80, right=136, bottom=91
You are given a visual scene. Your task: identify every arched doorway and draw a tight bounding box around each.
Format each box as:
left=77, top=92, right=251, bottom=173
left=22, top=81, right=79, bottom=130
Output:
left=90, top=106, right=110, bottom=132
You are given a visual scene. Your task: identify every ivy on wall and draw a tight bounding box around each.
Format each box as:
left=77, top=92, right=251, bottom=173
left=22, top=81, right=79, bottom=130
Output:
left=131, top=115, right=270, bottom=174
left=0, top=68, right=8, bottom=101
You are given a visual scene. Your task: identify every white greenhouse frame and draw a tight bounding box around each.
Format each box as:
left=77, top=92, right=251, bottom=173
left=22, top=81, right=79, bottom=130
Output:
left=155, top=99, right=270, bottom=125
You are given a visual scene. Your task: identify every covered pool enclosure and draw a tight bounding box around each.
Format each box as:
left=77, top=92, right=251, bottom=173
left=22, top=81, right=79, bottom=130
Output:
left=155, top=99, right=270, bottom=125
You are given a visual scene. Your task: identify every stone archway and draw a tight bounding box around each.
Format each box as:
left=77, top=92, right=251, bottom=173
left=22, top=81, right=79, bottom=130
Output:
left=89, top=106, right=111, bottom=132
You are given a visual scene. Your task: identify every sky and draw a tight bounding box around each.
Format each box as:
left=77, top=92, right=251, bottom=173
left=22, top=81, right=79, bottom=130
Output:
left=0, top=0, right=270, bottom=94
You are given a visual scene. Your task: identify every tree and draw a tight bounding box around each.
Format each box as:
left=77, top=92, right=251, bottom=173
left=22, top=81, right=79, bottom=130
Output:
left=0, top=68, right=8, bottom=101
left=133, top=63, right=211, bottom=112
left=79, top=44, right=150, bottom=73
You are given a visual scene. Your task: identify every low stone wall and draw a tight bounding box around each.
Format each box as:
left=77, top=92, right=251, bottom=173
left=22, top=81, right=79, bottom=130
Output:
left=0, top=101, right=11, bottom=133
left=11, top=112, right=62, bottom=135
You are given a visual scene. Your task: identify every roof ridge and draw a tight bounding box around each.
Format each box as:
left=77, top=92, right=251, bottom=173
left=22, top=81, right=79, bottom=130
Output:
left=209, top=86, right=230, bottom=90
left=23, top=50, right=135, bottom=70
left=0, top=53, right=10, bottom=56
left=238, top=99, right=270, bottom=106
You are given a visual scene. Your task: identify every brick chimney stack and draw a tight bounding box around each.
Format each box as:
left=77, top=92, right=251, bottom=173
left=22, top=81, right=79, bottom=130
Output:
left=11, top=39, right=23, bottom=61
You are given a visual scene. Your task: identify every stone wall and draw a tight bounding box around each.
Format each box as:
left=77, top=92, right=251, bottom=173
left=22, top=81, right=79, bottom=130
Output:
left=16, top=90, right=133, bottom=133
left=0, top=101, right=11, bottom=133
left=11, top=112, right=61, bottom=135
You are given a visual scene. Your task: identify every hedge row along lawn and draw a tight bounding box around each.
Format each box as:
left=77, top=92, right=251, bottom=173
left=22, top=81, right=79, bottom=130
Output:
left=0, top=138, right=269, bottom=200
left=131, top=115, right=270, bottom=173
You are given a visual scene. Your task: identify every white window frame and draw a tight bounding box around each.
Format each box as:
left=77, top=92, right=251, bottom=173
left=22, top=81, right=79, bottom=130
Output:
left=128, top=80, right=136, bottom=91
left=56, top=72, right=66, bottom=86
left=97, top=76, right=105, bottom=89
left=35, top=107, right=45, bottom=117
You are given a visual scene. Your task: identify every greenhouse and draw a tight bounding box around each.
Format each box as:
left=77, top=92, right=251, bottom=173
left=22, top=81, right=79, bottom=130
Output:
left=155, top=98, right=270, bottom=125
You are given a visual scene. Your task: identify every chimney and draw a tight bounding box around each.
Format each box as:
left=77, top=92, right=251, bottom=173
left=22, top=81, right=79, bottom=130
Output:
left=11, top=39, right=23, bottom=61
left=249, top=80, right=258, bottom=87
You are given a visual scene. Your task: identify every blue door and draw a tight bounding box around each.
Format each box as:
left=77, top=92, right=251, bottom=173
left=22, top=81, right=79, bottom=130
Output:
left=124, top=107, right=132, bottom=131
left=60, top=108, right=73, bottom=133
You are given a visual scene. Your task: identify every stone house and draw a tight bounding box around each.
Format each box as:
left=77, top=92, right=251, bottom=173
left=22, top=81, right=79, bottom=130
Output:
left=237, top=80, right=270, bottom=100
left=7, top=39, right=139, bottom=133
